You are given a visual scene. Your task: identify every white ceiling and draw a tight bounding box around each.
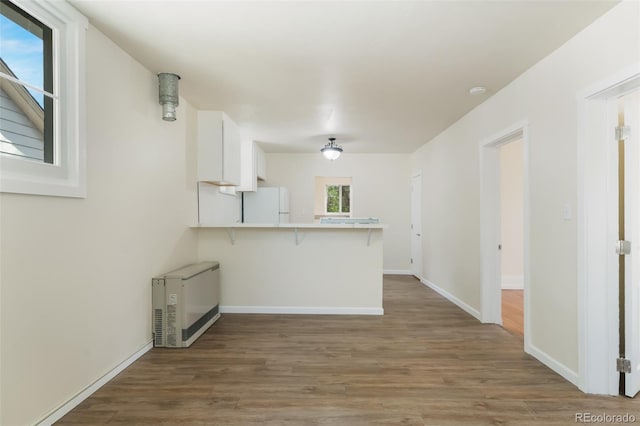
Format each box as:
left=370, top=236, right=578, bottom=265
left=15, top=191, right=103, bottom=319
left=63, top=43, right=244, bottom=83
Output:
left=70, top=0, right=617, bottom=154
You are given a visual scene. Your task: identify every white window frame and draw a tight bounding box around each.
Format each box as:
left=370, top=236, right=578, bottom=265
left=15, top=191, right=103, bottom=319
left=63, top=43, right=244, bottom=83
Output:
left=324, top=184, right=351, bottom=216
left=0, top=0, right=87, bottom=198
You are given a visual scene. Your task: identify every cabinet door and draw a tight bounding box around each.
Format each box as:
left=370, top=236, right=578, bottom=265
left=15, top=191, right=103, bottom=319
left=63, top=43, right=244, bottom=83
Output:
left=197, top=111, right=224, bottom=183
left=222, top=113, right=241, bottom=185
left=256, top=144, right=267, bottom=180
left=237, top=140, right=257, bottom=192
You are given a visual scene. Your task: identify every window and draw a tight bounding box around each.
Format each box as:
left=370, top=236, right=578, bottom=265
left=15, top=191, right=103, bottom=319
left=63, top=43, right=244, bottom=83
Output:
left=0, top=1, right=53, bottom=163
left=326, top=184, right=350, bottom=215
left=313, top=176, right=355, bottom=221
left=0, top=0, right=87, bottom=197
left=314, top=176, right=352, bottom=218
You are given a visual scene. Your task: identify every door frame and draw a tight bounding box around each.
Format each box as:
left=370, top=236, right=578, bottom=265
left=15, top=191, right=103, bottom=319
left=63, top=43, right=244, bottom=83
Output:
left=411, top=171, right=423, bottom=279
left=479, top=121, right=531, bottom=352
left=577, top=63, right=640, bottom=394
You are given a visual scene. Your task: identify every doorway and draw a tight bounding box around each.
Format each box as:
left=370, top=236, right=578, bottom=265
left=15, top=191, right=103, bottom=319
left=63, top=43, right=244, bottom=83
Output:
left=411, top=172, right=422, bottom=279
left=578, top=65, right=640, bottom=395
left=499, top=140, right=525, bottom=337
left=479, top=121, right=530, bottom=350
left=616, top=91, right=640, bottom=397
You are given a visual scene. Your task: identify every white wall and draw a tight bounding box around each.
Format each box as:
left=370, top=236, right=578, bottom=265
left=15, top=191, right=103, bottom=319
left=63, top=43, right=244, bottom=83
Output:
left=410, top=1, right=639, bottom=376
left=264, top=153, right=411, bottom=272
left=0, top=25, right=198, bottom=425
left=500, top=140, right=524, bottom=289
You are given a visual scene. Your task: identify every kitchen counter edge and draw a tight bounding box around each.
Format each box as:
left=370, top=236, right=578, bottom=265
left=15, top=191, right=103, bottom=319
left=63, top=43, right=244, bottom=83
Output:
left=191, top=223, right=388, bottom=229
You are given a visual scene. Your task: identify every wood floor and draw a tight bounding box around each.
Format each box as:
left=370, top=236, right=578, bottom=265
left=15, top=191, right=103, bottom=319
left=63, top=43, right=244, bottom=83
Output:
left=502, top=290, right=524, bottom=337
left=58, top=276, right=639, bottom=425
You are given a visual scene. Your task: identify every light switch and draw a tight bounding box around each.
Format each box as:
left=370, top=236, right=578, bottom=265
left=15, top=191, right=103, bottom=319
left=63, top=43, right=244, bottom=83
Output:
left=562, top=203, right=572, bottom=221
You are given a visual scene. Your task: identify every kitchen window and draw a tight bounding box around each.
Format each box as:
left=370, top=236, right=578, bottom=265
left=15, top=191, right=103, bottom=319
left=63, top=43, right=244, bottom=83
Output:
left=326, top=184, right=350, bottom=215
left=0, top=0, right=87, bottom=197
left=314, top=176, right=352, bottom=219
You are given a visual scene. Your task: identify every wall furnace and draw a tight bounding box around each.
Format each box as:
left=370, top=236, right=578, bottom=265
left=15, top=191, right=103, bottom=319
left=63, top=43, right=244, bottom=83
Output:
left=152, top=261, right=220, bottom=348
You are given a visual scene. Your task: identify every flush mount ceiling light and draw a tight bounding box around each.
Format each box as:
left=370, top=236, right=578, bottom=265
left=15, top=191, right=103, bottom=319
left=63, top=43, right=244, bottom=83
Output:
left=321, top=137, right=343, bottom=160
left=468, top=86, right=487, bottom=96
left=158, top=72, right=181, bottom=121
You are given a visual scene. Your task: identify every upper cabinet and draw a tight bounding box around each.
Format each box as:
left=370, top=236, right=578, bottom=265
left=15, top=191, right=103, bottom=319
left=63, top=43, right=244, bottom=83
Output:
left=237, top=140, right=267, bottom=191
left=197, top=111, right=241, bottom=186
left=256, top=144, right=266, bottom=181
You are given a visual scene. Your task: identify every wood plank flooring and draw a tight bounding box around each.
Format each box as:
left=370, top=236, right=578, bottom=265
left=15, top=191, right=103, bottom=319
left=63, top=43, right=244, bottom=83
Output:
left=502, top=290, right=524, bottom=337
left=58, top=275, right=639, bottom=425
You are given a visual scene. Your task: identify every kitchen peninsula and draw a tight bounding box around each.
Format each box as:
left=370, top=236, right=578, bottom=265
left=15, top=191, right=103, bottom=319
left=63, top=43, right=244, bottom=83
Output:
left=193, top=223, right=386, bottom=315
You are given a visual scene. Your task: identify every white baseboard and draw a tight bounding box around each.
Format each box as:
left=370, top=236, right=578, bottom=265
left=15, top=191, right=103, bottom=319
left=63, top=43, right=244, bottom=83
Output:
left=526, top=342, right=580, bottom=388
left=220, top=305, right=384, bottom=315
left=419, top=279, right=578, bottom=390
left=501, top=275, right=524, bottom=289
left=36, top=341, right=153, bottom=426
left=420, top=278, right=481, bottom=320
left=383, top=269, right=412, bottom=275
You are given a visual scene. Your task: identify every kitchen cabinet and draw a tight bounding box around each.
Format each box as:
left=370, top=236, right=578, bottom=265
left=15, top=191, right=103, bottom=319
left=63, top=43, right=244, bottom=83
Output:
left=256, top=143, right=266, bottom=181
left=237, top=140, right=266, bottom=191
left=197, top=111, right=241, bottom=186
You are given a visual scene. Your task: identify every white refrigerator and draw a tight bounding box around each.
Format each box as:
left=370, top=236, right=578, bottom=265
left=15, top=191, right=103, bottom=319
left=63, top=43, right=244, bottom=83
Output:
left=243, top=187, right=290, bottom=224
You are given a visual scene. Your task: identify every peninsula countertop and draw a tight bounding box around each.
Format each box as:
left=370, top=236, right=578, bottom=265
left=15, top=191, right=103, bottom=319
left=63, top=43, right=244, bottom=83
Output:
left=191, top=222, right=388, bottom=229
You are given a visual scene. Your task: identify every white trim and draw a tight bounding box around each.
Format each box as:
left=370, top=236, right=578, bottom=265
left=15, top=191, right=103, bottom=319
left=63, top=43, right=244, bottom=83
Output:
left=577, top=62, right=640, bottom=395
left=36, top=341, right=153, bottom=426
left=383, top=269, right=412, bottom=275
left=522, top=126, right=532, bottom=354
left=501, top=275, right=524, bottom=290
left=419, top=277, right=579, bottom=387
left=527, top=342, right=580, bottom=388
left=410, top=171, right=423, bottom=279
left=420, top=278, right=481, bottom=320
left=478, top=120, right=530, bottom=333
left=220, top=305, right=383, bottom=315
left=582, top=63, right=640, bottom=101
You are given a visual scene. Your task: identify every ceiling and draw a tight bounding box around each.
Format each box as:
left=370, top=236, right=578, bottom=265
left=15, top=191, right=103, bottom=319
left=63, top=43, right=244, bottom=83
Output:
left=70, top=1, right=617, bottom=154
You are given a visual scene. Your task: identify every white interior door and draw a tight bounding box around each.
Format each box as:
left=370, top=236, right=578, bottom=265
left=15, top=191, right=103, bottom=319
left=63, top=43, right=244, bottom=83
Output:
left=623, top=91, right=640, bottom=397
left=411, top=173, right=422, bottom=278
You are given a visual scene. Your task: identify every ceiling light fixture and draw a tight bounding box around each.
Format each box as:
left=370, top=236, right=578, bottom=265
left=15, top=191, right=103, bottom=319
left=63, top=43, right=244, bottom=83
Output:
left=321, top=137, right=343, bottom=160
left=469, top=86, right=487, bottom=96
left=158, top=72, right=181, bottom=121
